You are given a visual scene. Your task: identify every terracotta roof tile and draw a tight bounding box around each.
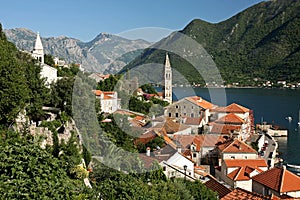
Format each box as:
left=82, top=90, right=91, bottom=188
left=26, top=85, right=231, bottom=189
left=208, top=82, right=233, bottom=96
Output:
left=94, top=90, right=103, bottom=96
left=218, top=139, right=257, bottom=153
left=221, top=188, right=270, bottom=200
left=139, top=154, right=159, bottom=169
left=218, top=103, right=250, bottom=113
left=204, top=178, right=232, bottom=198
left=224, top=159, right=267, bottom=168
left=210, top=123, right=241, bottom=134
left=252, top=167, right=300, bottom=193
left=184, top=117, right=203, bottom=125
left=164, top=118, right=190, bottom=133
left=216, top=113, right=244, bottom=124
left=173, top=134, right=225, bottom=151
left=186, top=96, right=215, bottom=109
left=227, top=166, right=264, bottom=181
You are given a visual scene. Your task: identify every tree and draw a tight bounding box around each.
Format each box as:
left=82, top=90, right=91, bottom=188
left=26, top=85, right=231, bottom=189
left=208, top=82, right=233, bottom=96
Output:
left=0, top=130, right=88, bottom=199
left=0, top=28, right=29, bottom=125
left=44, top=54, right=55, bottom=66
left=25, top=57, right=50, bottom=122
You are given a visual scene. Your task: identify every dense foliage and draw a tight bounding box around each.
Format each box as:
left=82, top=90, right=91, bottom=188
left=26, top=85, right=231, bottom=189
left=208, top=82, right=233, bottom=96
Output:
left=121, top=0, right=300, bottom=86
left=0, top=24, right=49, bottom=125
left=90, top=160, right=217, bottom=200
left=0, top=130, right=89, bottom=199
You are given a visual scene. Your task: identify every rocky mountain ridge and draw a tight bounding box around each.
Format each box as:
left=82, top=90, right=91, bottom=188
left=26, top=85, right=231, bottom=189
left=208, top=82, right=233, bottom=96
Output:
left=4, top=28, right=151, bottom=73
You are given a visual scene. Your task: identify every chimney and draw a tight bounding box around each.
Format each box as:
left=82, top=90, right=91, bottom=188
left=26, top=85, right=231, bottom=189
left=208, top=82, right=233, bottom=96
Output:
left=146, top=147, right=151, bottom=157
left=177, top=144, right=182, bottom=153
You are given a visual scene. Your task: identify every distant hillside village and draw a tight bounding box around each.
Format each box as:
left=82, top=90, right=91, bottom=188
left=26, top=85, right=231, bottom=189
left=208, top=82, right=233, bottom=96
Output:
left=15, top=32, right=300, bottom=199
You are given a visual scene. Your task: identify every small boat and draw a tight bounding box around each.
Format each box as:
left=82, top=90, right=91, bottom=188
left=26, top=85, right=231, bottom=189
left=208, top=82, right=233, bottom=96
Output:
left=298, top=110, right=300, bottom=127
left=285, top=116, right=292, bottom=122
left=287, top=164, right=300, bottom=172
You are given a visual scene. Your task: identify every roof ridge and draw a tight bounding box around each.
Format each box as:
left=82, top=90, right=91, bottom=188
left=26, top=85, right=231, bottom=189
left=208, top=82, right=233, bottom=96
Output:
left=279, top=167, right=285, bottom=192
left=234, top=167, right=243, bottom=180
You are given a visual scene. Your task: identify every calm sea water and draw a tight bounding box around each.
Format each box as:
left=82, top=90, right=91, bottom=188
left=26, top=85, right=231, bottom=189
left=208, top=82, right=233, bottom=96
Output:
left=171, top=87, right=300, bottom=165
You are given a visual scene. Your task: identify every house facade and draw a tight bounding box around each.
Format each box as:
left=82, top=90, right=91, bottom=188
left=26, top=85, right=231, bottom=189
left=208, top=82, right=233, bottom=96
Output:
left=164, top=96, right=215, bottom=125
left=95, top=90, right=120, bottom=113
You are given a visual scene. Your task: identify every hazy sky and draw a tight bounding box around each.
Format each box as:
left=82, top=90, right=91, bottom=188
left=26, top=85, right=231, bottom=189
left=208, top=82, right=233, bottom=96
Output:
left=1, top=0, right=265, bottom=42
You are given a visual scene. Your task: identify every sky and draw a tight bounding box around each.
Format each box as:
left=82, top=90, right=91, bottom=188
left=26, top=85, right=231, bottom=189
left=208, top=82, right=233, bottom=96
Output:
left=0, top=0, right=265, bottom=42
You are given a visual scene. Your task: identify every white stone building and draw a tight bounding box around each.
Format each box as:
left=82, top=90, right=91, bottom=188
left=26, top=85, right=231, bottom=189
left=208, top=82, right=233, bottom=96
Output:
left=32, top=32, right=57, bottom=85
left=94, top=90, right=120, bottom=113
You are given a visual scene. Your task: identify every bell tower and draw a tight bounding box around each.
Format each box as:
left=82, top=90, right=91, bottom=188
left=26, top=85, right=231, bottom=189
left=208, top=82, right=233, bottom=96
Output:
left=163, top=53, right=172, bottom=104
left=32, top=32, right=44, bottom=64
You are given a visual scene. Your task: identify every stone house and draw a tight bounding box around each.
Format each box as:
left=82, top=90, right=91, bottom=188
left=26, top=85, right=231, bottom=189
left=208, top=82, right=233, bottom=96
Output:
left=164, top=96, right=215, bottom=125
left=94, top=90, right=120, bottom=113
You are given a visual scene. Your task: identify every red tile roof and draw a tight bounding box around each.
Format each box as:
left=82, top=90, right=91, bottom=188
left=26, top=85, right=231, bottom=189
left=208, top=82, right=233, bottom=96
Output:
left=186, top=96, right=215, bottom=109
left=210, top=123, right=241, bottom=134
left=218, top=139, right=257, bottom=154
left=227, top=166, right=264, bottom=181
left=139, top=154, right=159, bottom=169
left=221, top=188, right=270, bottom=200
left=224, top=159, right=267, bottom=168
left=184, top=117, right=203, bottom=125
left=173, top=134, right=225, bottom=151
left=218, top=103, right=250, bottom=113
left=164, top=118, right=190, bottom=133
left=216, top=113, right=244, bottom=124
left=252, top=167, right=300, bottom=193
left=135, top=130, right=157, bottom=144
left=204, top=178, right=232, bottom=198
left=94, top=90, right=103, bottom=96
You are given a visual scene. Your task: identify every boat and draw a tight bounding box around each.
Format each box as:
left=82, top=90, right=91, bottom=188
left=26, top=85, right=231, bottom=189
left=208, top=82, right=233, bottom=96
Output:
left=285, top=116, right=292, bottom=122
left=287, top=164, right=300, bottom=172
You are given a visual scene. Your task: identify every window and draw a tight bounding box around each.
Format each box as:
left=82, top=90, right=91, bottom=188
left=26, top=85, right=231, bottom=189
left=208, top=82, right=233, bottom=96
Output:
left=176, top=105, right=179, bottom=109
left=193, top=153, right=197, bottom=158
left=169, top=113, right=171, bottom=117
left=231, top=156, right=235, bottom=159
left=163, top=166, right=166, bottom=171
left=191, top=113, right=194, bottom=118
left=176, top=113, right=179, bottom=118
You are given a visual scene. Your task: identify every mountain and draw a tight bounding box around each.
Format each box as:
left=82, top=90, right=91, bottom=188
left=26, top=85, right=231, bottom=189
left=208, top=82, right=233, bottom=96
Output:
left=121, top=0, right=300, bottom=85
left=4, top=28, right=151, bottom=73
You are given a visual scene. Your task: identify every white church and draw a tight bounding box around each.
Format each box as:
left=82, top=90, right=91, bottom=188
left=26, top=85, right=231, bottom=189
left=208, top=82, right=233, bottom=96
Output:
left=32, top=32, right=57, bottom=85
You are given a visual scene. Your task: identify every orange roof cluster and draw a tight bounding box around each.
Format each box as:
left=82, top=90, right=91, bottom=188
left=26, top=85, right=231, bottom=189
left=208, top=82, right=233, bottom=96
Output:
left=217, top=139, right=257, bottom=154
left=210, top=123, right=241, bottom=135
left=186, top=96, right=215, bottom=109
left=216, top=113, right=244, bottom=124
left=174, top=134, right=226, bottom=152
left=252, top=167, right=300, bottom=193
left=221, top=188, right=269, bottom=200
left=216, top=103, right=250, bottom=113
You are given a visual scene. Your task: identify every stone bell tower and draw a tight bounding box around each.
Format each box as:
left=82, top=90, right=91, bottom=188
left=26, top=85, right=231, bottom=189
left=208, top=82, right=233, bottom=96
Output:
left=162, top=53, right=172, bottom=104
left=32, top=32, right=44, bottom=64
